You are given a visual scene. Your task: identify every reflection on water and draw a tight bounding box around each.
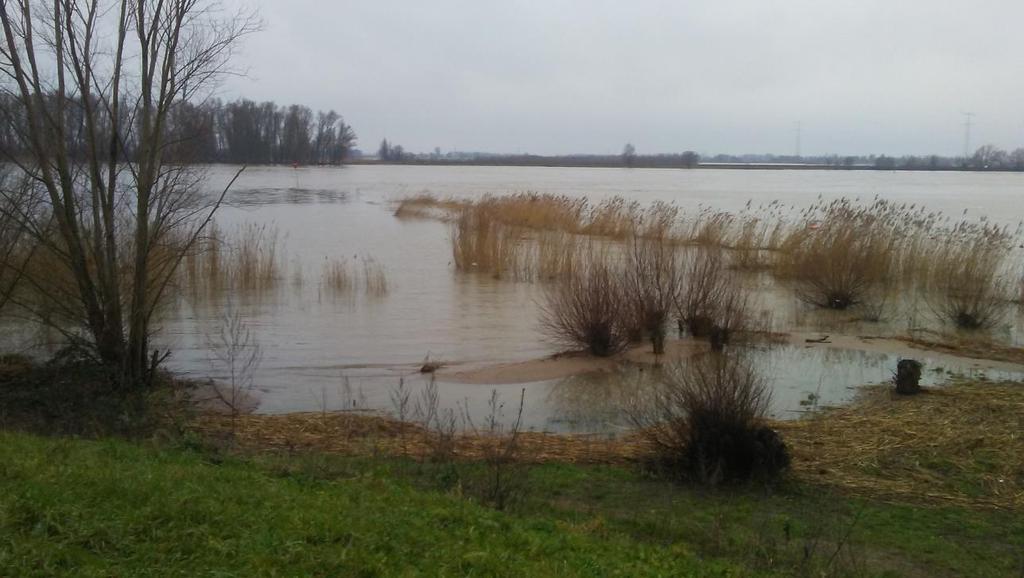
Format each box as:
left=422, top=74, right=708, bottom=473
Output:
left=228, top=187, right=350, bottom=207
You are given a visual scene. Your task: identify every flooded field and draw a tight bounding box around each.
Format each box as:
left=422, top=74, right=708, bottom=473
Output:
left=17, top=164, right=1024, bottom=431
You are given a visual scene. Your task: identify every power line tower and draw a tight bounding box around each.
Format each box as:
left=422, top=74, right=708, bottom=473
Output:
left=962, top=111, right=975, bottom=159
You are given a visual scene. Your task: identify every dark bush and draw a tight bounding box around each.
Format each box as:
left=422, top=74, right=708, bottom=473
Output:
left=0, top=347, right=188, bottom=437
left=628, top=352, right=789, bottom=485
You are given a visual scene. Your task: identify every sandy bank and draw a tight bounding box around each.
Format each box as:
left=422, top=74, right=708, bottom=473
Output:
left=436, top=331, right=1024, bottom=385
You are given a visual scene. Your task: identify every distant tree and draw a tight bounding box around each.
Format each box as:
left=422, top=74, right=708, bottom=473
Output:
left=1009, top=148, right=1024, bottom=171
left=972, top=145, right=1006, bottom=169
left=378, top=139, right=391, bottom=161
left=680, top=151, right=700, bottom=168
left=622, top=143, right=637, bottom=168
left=391, top=145, right=406, bottom=161
left=281, top=105, right=314, bottom=164
left=874, top=155, right=896, bottom=170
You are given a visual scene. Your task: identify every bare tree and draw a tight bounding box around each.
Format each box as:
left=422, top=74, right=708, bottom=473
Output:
left=0, top=0, right=258, bottom=387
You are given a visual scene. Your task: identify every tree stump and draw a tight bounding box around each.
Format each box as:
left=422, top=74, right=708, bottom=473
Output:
left=894, top=359, right=923, bottom=395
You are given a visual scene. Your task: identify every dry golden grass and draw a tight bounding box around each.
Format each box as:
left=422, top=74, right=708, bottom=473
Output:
left=776, top=380, right=1024, bottom=510
left=194, top=411, right=651, bottom=464
left=393, top=193, right=467, bottom=219
left=180, top=222, right=283, bottom=293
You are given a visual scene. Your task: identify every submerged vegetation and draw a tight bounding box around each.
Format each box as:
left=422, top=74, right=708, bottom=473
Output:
left=399, top=192, right=1023, bottom=343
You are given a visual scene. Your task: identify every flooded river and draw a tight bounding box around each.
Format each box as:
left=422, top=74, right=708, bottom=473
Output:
left=103, top=165, right=1024, bottom=430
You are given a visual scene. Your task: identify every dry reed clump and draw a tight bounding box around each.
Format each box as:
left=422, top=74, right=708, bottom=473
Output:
left=393, top=194, right=468, bottom=220
left=539, top=248, right=632, bottom=357
left=451, top=206, right=526, bottom=280
left=922, top=222, right=1016, bottom=330
left=322, top=257, right=355, bottom=293
left=777, top=198, right=908, bottom=312
left=361, top=257, right=389, bottom=296
left=180, top=222, right=283, bottom=293
left=320, top=255, right=390, bottom=297
left=627, top=352, right=789, bottom=485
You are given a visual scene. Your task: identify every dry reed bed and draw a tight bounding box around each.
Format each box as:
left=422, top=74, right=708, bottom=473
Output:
left=320, top=256, right=389, bottom=296
left=196, top=379, right=1024, bottom=509
left=180, top=222, right=283, bottom=293
left=402, top=192, right=1023, bottom=330
left=776, top=380, right=1024, bottom=510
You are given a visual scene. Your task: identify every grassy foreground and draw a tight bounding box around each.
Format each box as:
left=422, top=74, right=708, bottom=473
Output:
left=0, top=432, right=730, bottom=577
left=2, top=432, right=1023, bottom=577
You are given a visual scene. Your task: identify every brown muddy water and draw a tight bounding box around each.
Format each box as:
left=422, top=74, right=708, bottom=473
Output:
left=15, top=165, right=1024, bottom=432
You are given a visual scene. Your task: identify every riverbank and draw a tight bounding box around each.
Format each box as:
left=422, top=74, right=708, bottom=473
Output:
left=3, top=349, right=1022, bottom=576
left=4, top=377, right=1023, bottom=576
left=196, top=377, right=1024, bottom=510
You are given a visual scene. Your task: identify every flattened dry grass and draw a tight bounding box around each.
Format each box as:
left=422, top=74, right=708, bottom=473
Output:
left=197, top=379, right=1024, bottom=510
left=776, top=380, right=1024, bottom=509
left=195, top=412, right=652, bottom=464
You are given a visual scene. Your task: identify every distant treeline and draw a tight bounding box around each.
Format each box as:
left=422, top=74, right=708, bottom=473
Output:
left=0, top=95, right=356, bottom=166
left=363, top=145, right=1024, bottom=171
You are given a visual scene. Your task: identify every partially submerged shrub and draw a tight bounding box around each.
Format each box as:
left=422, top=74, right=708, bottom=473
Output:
left=624, top=233, right=682, bottom=354
left=676, top=247, right=753, bottom=348
left=628, top=353, right=789, bottom=484
left=540, top=249, right=630, bottom=357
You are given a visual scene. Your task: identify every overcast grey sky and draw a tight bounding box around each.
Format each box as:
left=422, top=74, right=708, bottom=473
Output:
left=222, top=0, right=1024, bottom=157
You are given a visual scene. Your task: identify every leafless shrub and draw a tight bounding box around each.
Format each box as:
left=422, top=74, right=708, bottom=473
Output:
left=539, top=248, right=631, bottom=357
left=413, top=376, right=459, bottom=465
left=389, top=377, right=412, bottom=456
left=624, top=231, right=682, bottom=354
left=464, top=388, right=528, bottom=511
left=627, top=352, right=788, bottom=485
left=677, top=247, right=754, bottom=348
left=678, top=247, right=729, bottom=338
left=205, top=306, right=262, bottom=433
